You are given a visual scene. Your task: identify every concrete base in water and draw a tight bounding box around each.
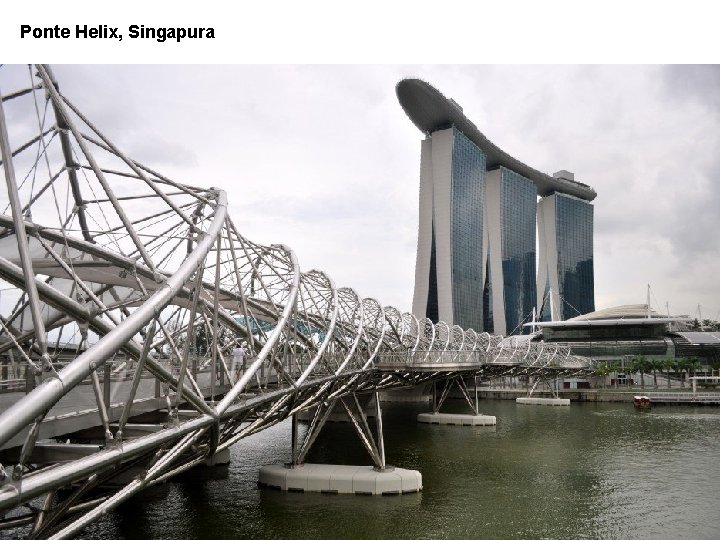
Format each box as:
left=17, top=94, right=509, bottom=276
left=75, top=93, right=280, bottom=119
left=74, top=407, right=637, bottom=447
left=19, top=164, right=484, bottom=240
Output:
left=417, top=412, right=496, bottom=426
left=205, top=447, right=231, bottom=466
left=258, top=464, right=422, bottom=495
left=516, top=397, right=570, bottom=406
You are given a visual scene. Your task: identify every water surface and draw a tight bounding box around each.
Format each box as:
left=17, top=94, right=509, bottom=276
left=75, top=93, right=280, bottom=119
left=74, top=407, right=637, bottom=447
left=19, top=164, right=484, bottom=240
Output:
left=80, top=400, right=720, bottom=539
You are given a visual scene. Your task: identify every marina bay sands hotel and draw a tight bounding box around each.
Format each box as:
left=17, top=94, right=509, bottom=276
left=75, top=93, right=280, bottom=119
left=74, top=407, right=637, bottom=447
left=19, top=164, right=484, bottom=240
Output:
left=397, top=79, right=597, bottom=334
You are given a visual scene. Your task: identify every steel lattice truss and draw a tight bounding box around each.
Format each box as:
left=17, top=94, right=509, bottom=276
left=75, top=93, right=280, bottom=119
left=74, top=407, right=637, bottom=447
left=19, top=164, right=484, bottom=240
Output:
left=0, top=65, right=593, bottom=538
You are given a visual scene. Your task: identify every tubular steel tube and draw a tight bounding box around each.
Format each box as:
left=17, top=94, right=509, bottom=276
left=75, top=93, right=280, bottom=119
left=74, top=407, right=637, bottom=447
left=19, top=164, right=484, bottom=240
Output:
left=41, top=65, right=93, bottom=243
left=116, top=323, right=157, bottom=440
left=374, top=392, right=385, bottom=470
left=0, top=66, right=594, bottom=537
left=90, top=369, right=113, bottom=441
left=295, top=271, right=338, bottom=386
left=0, top=191, right=227, bottom=449
left=0, top=87, right=49, bottom=358
left=215, top=245, right=300, bottom=416
left=35, top=65, right=157, bottom=272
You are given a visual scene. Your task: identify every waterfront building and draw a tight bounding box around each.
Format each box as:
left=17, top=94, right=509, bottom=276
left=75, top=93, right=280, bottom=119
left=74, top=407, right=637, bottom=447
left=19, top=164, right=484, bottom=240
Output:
left=411, top=126, right=486, bottom=330
left=537, top=177, right=595, bottom=321
left=526, top=304, right=719, bottom=367
left=485, top=167, right=538, bottom=334
left=397, top=78, right=597, bottom=333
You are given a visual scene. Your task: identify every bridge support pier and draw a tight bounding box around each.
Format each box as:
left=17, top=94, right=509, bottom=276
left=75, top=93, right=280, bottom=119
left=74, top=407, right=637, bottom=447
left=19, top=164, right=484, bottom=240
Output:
left=339, top=392, right=386, bottom=470
left=260, top=392, right=422, bottom=494
left=258, top=463, right=422, bottom=495
left=288, top=394, right=387, bottom=470
left=373, top=392, right=386, bottom=470
left=204, top=447, right=230, bottom=466
left=418, top=376, right=496, bottom=426
left=286, top=398, right=337, bottom=468
left=517, top=376, right=570, bottom=406
left=291, top=413, right=298, bottom=466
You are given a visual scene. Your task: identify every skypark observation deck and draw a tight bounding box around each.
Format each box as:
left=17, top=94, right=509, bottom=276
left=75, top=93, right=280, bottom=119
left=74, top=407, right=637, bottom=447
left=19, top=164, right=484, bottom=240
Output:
left=396, top=78, right=597, bottom=202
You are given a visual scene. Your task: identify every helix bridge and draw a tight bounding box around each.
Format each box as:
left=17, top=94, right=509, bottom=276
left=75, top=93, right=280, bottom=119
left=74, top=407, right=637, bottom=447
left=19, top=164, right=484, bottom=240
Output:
left=0, top=65, right=593, bottom=538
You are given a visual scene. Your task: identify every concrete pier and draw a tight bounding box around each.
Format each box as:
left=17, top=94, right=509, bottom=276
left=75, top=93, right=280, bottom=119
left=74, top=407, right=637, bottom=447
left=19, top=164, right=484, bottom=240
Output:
left=204, top=447, right=231, bottom=466
left=417, top=412, right=496, bottom=426
left=516, top=397, right=570, bottom=406
left=258, top=464, right=422, bottom=495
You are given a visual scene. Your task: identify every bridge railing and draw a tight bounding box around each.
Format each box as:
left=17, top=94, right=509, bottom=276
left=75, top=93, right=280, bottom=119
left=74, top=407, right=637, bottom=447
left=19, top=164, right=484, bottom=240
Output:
left=375, top=349, right=595, bottom=371
left=375, top=350, right=484, bottom=367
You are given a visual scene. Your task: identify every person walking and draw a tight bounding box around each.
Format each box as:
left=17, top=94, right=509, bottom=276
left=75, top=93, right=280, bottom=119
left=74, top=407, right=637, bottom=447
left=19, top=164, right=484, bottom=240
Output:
left=231, top=341, right=246, bottom=381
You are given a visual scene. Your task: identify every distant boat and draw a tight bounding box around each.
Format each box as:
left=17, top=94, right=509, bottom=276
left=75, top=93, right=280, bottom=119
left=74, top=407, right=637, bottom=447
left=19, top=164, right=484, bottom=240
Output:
left=634, top=395, right=651, bottom=408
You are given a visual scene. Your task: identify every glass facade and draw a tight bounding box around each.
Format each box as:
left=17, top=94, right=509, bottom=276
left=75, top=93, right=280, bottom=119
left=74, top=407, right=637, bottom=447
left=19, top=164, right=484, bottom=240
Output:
left=417, top=127, right=592, bottom=334
left=450, top=128, right=486, bottom=331
left=539, top=277, right=552, bottom=322
left=426, top=224, right=439, bottom=323
left=499, top=168, right=537, bottom=334
left=483, top=257, right=493, bottom=333
left=555, top=193, right=595, bottom=318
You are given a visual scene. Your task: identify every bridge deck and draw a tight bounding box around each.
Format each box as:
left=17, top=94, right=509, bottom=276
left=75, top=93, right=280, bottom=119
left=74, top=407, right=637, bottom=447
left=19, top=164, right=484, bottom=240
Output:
left=0, top=368, right=227, bottom=450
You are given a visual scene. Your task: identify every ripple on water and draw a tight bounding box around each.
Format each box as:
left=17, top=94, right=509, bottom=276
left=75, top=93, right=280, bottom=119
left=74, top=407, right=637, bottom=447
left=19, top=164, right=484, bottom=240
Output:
left=64, top=400, right=720, bottom=540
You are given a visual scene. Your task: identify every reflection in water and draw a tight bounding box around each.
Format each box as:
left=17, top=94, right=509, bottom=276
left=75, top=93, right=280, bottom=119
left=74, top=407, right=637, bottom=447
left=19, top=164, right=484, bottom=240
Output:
left=78, top=401, right=720, bottom=540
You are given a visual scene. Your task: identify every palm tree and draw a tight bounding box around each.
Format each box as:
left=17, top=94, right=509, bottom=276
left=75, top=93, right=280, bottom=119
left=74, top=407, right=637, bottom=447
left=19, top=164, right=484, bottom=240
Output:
left=676, top=357, right=691, bottom=388
left=628, top=357, right=638, bottom=387
left=642, top=356, right=653, bottom=389
left=687, top=358, right=701, bottom=387
left=610, top=361, right=621, bottom=388
left=662, top=357, right=676, bottom=388
left=594, top=362, right=610, bottom=389
left=701, top=319, right=720, bottom=331
left=632, top=355, right=651, bottom=389
left=649, top=358, right=663, bottom=388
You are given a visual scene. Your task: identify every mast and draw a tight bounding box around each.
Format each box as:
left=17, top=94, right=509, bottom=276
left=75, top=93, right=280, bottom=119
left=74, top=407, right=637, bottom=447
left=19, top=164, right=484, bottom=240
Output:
left=697, top=303, right=704, bottom=331
left=531, top=307, right=537, bottom=334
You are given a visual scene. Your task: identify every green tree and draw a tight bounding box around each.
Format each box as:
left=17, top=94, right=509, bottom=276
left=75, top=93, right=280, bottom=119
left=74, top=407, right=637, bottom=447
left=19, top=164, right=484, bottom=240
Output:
left=609, top=361, right=621, bottom=388
left=632, top=355, right=652, bottom=389
left=709, top=354, right=720, bottom=376
left=649, top=358, right=664, bottom=388
left=687, top=357, right=701, bottom=384
left=701, top=319, right=720, bottom=331
left=676, top=357, right=693, bottom=388
left=594, top=362, right=610, bottom=389
left=662, top=358, right=677, bottom=388
left=628, top=357, right=638, bottom=387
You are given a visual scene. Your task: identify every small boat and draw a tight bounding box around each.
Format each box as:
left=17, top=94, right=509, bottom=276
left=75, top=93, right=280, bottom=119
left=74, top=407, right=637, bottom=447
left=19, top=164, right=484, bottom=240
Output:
left=633, top=395, right=651, bottom=408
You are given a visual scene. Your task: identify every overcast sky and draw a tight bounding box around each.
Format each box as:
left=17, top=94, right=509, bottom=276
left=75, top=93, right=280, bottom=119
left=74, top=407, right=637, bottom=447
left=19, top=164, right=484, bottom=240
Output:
left=49, top=65, right=720, bottom=321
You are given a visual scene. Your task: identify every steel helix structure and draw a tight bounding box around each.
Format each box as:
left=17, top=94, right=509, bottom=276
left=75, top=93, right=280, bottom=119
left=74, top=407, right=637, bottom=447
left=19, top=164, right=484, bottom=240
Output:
left=0, top=65, right=592, bottom=538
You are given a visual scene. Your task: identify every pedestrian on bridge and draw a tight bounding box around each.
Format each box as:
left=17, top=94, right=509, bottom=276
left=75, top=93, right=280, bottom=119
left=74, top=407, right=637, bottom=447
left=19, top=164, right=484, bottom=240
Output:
left=231, top=341, right=246, bottom=381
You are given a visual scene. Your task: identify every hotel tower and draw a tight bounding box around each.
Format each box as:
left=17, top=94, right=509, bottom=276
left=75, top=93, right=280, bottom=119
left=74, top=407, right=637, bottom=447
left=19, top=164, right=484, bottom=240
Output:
left=396, top=79, right=596, bottom=333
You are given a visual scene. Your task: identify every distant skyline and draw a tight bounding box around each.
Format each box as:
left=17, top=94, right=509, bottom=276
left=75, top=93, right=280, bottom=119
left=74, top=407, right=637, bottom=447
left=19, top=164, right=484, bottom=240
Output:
left=47, top=65, right=720, bottom=321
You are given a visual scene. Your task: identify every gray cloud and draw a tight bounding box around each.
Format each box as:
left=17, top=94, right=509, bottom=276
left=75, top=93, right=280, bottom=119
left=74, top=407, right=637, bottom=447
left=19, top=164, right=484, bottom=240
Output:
left=12, top=65, right=717, bottom=318
left=661, top=64, right=720, bottom=111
